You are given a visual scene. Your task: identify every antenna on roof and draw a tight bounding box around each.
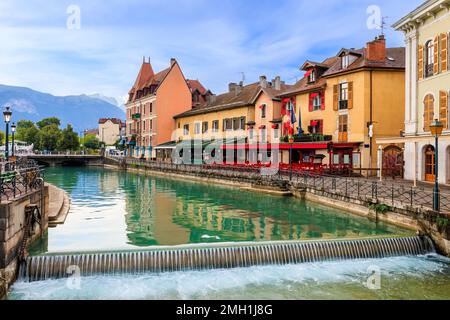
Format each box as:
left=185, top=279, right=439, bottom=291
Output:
left=378, top=16, right=389, bottom=36
left=239, top=72, right=246, bottom=84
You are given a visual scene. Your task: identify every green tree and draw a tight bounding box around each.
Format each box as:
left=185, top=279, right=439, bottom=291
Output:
left=83, top=134, right=101, bottom=150
left=38, top=124, right=62, bottom=151
left=114, top=138, right=125, bottom=151
left=0, top=131, right=4, bottom=146
left=57, top=124, right=80, bottom=151
left=36, top=117, right=61, bottom=130
left=16, top=120, right=40, bottom=147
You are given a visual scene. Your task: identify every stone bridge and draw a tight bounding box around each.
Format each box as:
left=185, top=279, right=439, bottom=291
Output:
left=26, top=154, right=104, bottom=167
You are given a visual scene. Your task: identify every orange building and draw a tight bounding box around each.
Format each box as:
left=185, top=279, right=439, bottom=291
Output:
left=125, top=57, right=210, bottom=158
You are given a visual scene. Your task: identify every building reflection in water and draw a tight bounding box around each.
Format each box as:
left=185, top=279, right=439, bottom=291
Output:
left=121, top=173, right=404, bottom=246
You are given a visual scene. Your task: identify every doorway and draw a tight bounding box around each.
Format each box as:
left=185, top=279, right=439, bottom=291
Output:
left=424, top=145, right=435, bottom=182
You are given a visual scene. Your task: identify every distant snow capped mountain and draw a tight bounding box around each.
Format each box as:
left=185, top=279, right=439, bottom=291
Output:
left=87, top=93, right=119, bottom=106
left=0, top=84, right=125, bottom=132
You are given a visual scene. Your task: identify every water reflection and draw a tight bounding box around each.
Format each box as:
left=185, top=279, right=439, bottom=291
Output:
left=37, top=167, right=411, bottom=253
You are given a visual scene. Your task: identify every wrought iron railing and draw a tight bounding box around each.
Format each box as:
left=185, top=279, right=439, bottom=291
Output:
left=0, top=159, right=44, bottom=203
left=107, top=156, right=450, bottom=214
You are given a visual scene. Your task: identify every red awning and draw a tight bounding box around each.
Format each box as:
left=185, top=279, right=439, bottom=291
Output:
left=220, top=143, right=330, bottom=151
left=310, top=121, right=319, bottom=126
left=259, top=125, right=266, bottom=129
left=304, top=70, right=312, bottom=78
left=271, top=124, right=278, bottom=129
left=310, top=92, right=319, bottom=98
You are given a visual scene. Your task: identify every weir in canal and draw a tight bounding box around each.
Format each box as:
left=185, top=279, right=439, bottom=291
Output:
left=21, top=236, right=434, bottom=282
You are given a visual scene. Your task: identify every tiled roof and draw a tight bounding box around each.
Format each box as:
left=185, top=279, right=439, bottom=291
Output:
left=174, top=80, right=290, bottom=119
left=129, top=62, right=154, bottom=94
left=279, top=46, right=405, bottom=97
left=128, top=60, right=178, bottom=102
left=187, top=79, right=208, bottom=95
left=321, top=47, right=405, bottom=77
left=280, top=57, right=338, bottom=97
left=99, top=118, right=124, bottom=125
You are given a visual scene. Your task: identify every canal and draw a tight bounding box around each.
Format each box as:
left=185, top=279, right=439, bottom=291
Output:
left=8, top=167, right=450, bottom=299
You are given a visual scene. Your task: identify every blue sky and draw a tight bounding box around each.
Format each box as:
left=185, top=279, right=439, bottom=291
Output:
left=0, top=0, right=422, bottom=106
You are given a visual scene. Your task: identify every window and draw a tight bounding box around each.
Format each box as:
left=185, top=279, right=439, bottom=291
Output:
left=261, top=104, right=266, bottom=118
left=195, top=122, right=201, bottom=134
left=338, top=115, right=348, bottom=142
left=232, top=118, right=240, bottom=130
left=202, top=121, right=208, bottom=133
left=150, top=120, right=153, bottom=131
left=183, top=124, right=189, bottom=135
left=423, top=94, right=435, bottom=132
left=308, top=70, right=316, bottom=83
left=143, top=120, right=146, bottom=132
left=150, top=103, right=153, bottom=113
left=309, top=120, right=323, bottom=134
left=342, top=55, right=350, bottom=69
left=224, top=118, right=232, bottom=131
left=339, top=83, right=348, bottom=110
left=240, top=117, right=246, bottom=130
left=193, top=93, right=199, bottom=103
left=313, top=94, right=321, bottom=111
left=212, top=120, right=219, bottom=132
left=425, top=40, right=434, bottom=77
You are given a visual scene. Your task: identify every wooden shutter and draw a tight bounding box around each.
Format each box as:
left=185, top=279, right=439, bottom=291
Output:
left=434, top=36, right=439, bottom=75
left=440, top=91, right=449, bottom=130
left=348, top=82, right=354, bottom=109
left=423, top=94, right=434, bottom=132
left=321, top=91, right=325, bottom=110
left=333, top=85, right=339, bottom=111
left=309, top=93, right=313, bottom=112
left=223, top=119, right=226, bottom=132
left=441, top=33, right=448, bottom=72
left=418, top=44, right=424, bottom=80
left=319, top=120, right=324, bottom=134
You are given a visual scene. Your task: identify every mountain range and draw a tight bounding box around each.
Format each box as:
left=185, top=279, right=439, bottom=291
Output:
left=0, top=84, right=125, bottom=132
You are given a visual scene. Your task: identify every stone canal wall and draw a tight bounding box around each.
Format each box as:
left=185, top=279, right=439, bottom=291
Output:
left=0, top=183, right=68, bottom=299
left=104, top=158, right=450, bottom=257
left=0, top=186, right=49, bottom=299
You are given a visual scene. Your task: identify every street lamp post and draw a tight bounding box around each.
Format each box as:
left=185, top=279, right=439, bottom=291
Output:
left=11, top=122, right=16, bottom=157
left=289, top=136, right=294, bottom=181
left=3, top=106, right=12, bottom=161
left=430, top=119, right=444, bottom=212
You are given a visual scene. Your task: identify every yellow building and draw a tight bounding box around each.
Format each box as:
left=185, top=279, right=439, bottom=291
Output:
left=280, top=36, right=405, bottom=173
left=98, top=118, right=125, bottom=146
left=172, top=76, right=290, bottom=163
left=378, top=0, right=450, bottom=184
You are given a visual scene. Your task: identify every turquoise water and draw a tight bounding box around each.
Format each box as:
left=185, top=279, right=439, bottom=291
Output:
left=9, top=255, right=450, bottom=300
left=31, top=167, right=411, bottom=254
left=10, top=166, right=450, bottom=300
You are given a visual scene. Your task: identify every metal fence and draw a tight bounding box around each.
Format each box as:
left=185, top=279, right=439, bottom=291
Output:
left=0, top=158, right=44, bottom=203
left=109, top=156, right=450, bottom=214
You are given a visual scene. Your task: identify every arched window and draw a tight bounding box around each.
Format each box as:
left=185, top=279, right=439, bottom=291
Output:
left=423, top=94, right=435, bottom=132
left=425, top=40, right=434, bottom=77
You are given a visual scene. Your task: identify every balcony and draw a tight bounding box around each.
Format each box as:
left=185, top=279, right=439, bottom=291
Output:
left=131, top=113, right=141, bottom=120
left=339, top=100, right=348, bottom=110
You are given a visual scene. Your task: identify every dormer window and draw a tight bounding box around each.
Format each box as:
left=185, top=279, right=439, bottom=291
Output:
left=308, top=70, right=316, bottom=83
left=342, top=55, right=350, bottom=69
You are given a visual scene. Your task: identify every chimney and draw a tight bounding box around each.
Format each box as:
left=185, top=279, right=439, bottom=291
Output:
left=366, top=35, right=386, bottom=62
left=229, top=82, right=238, bottom=92
left=259, top=75, right=268, bottom=88
left=272, top=76, right=281, bottom=90
left=170, top=58, right=176, bottom=66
